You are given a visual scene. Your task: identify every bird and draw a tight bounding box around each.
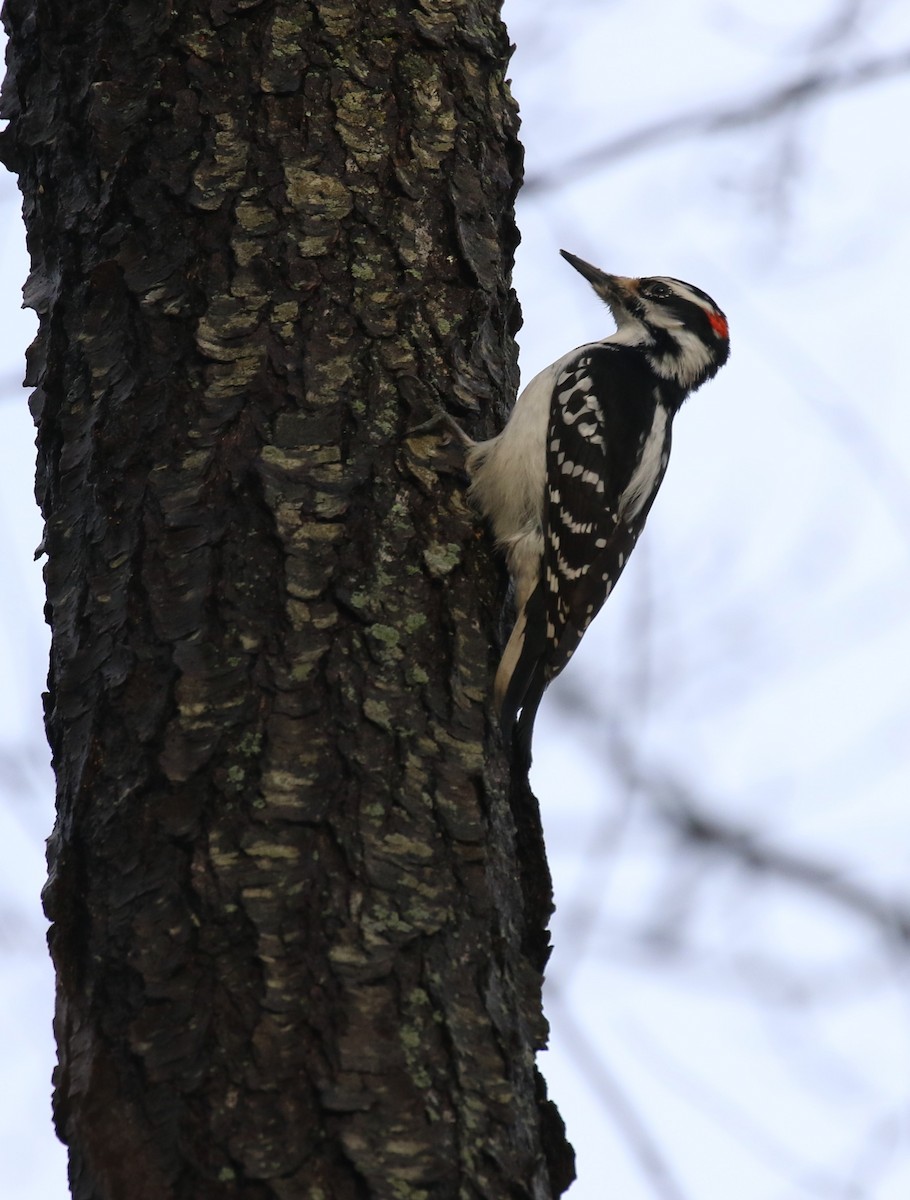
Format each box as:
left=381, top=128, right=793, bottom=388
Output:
left=465, top=249, right=730, bottom=769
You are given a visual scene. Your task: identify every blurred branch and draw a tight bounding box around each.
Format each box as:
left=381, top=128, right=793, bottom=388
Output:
left=696, top=254, right=910, bottom=558
left=656, top=783, right=910, bottom=945
left=523, top=48, right=910, bottom=195
left=842, top=1109, right=904, bottom=1198
left=618, top=1016, right=865, bottom=1198
left=547, top=991, right=693, bottom=1200
left=591, top=930, right=891, bottom=1007
left=551, top=682, right=910, bottom=946
left=809, top=0, right=871, bottom=51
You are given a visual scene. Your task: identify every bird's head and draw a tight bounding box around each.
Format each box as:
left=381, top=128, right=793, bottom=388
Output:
left=560, top=249, right=729, bottom=391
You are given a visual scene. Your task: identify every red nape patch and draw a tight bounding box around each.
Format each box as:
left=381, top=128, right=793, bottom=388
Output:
left=708, top=311, right=729, bottom=339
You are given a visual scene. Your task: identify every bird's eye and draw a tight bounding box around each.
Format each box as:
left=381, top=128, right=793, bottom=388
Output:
left=641, top=281, right=672, bottom=300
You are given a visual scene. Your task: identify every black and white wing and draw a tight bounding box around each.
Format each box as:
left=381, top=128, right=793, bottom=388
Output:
left=508, top=345, right=674, bottom=760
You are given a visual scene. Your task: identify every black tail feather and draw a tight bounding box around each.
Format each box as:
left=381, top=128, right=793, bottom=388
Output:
left=512, top=669, right=547, bottom=777
left=499, top=581, right=548, bottom=774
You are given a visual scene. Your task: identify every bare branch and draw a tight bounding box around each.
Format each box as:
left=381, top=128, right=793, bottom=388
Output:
left=523, top=48, right=910, bottom=195
left=549, top=680, right=910, bottom=947
left=618, top=1017, right=866, bottom=1199
left=547, top=992, right=694, bottom=1200
left=809, top=0, right=872, bottom=51
left=700, top=261, right=910, bottom=559
left=655, top=784, right=910, bottom=945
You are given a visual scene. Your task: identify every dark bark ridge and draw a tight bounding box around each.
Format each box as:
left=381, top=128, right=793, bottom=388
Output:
left=1, top=0, right=573, bottom=1197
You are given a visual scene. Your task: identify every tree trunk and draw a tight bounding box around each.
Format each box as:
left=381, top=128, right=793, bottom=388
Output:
left=1, top=0, right=574, bottom=1197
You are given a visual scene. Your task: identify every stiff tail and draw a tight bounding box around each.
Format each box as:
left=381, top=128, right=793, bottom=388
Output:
left=495, top=581, right=548, bottom=772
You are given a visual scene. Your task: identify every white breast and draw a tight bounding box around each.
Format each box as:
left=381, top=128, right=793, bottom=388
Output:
left=466, top=344, right=601, bottom=550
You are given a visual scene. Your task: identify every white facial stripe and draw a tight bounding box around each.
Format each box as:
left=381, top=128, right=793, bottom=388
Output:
left=650, top=327, right=715, bottom=385
left=649, top=277, right=721, bottom=321
left=605, top=322, right=653, bottom=347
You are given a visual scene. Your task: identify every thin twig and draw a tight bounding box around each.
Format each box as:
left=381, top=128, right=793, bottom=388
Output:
left=523, top=49, right=910, bottom=195
left=657, top=783, right=910, bottom=945
left=547, top=991, right=694, bottom=1200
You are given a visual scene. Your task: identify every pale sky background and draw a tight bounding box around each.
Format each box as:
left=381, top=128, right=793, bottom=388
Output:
left=3, top=1, right=910, bottom=1196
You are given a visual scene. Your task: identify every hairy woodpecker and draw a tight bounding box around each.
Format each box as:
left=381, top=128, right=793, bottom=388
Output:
left=467, top=250, right=730, bottom=767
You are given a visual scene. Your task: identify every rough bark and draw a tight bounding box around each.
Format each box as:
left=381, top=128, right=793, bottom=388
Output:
left=1, top=0, right=574, bottom=1197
